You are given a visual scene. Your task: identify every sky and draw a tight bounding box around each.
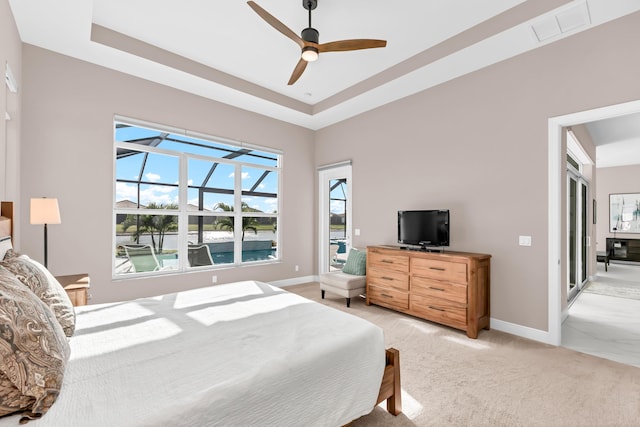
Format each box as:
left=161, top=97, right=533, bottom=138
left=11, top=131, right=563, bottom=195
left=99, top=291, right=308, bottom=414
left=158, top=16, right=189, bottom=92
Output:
left=329, top=179, right=347, bottom=215
left=115, top=125, right=279, bottom=213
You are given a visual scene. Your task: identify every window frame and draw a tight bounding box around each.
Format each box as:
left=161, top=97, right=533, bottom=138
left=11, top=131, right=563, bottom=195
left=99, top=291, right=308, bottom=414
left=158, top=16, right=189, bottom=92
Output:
left=112, top=117, right=282, bottom=279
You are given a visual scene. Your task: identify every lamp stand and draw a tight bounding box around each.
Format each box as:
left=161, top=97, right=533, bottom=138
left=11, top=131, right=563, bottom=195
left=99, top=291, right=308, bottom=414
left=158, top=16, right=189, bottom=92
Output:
left=43, top=223, right=49, bottom=268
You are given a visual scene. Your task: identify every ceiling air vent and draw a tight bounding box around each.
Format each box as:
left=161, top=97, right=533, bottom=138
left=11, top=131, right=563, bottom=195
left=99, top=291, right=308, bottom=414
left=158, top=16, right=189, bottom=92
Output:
left=531, top=1, right=591, bottom=43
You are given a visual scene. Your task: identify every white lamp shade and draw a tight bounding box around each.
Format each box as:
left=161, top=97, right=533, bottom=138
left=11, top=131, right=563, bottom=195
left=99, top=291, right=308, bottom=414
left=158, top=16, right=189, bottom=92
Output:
left=30, top=198, right=61, bottom=225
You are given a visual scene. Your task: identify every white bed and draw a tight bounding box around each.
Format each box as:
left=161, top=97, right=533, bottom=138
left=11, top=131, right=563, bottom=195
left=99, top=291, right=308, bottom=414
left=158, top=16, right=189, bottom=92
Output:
left=0, top=201, right=400, bottom=425
left=0, top=280, right=397, bottom=426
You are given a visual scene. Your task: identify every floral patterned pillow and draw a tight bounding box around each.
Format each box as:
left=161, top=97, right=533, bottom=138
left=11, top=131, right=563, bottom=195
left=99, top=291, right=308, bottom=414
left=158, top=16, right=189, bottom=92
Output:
left=1, top=251, right=75, bottom=337
left=0, top=267, right=70, bottom=423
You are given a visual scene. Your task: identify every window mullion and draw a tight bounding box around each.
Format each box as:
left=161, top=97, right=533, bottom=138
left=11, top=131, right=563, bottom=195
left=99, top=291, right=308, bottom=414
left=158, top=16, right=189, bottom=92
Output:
left=234, top=163, right=242, bottom=264
left=178, top=154, right=189, bottom=270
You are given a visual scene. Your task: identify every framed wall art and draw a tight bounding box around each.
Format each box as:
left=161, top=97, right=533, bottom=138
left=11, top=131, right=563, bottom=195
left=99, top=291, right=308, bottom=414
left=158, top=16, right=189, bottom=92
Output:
left=609, top=193, right=640, bottom=233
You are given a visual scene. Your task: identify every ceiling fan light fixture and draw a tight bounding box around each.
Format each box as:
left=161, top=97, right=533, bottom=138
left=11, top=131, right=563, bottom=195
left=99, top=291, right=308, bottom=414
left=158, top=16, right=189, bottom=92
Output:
left=301, top=46, right=319, bottom=62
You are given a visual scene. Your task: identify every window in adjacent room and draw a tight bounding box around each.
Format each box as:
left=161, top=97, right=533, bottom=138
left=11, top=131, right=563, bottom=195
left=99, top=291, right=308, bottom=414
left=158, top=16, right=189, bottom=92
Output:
left=113, top=118, right=281, bottom=277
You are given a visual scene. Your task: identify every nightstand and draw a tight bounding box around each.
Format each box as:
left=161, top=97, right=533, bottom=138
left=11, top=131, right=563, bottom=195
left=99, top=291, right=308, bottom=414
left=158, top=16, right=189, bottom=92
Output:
left=56, top=274, right=90, bottom=307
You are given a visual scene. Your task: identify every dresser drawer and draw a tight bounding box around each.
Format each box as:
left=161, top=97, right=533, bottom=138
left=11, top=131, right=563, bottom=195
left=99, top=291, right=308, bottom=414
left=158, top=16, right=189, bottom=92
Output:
left=368, top=251, right=409, bottom=273
left=368, top=285, right=409, bottom=310
left=368, top=267, right=409, bottom=291
left=411, top=276, right=467, bottom=305
left=411, top=258, right=467, bottom=284
left=410, top=294, right=466, bottom=330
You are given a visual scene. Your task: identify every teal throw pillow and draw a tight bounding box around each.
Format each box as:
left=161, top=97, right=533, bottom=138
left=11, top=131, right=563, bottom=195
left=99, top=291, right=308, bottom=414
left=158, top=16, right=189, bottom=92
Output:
left=342, top=249, right=366, bottom=276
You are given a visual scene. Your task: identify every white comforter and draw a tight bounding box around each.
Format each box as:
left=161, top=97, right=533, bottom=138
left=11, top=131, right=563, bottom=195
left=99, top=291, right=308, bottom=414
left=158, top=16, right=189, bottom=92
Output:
left=1, top=281, right=385, bottom=426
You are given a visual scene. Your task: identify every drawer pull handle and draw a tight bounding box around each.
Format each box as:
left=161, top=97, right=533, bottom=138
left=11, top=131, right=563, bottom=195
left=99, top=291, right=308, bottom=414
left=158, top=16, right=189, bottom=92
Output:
left=381, top=293, right=393, bottom=299
left=381, top=276, right=394, bottom=281
left=381, top=259, right=394, bottom=264
left=429, top=267, right=445, bottom=271
left=429, top=286, right=445, bottom=292
left=428, top=306, right=445, bottom=312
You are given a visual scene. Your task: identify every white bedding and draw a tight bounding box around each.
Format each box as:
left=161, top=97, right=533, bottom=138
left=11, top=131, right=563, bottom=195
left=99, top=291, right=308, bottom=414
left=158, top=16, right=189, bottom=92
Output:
left=1, top=280, right=385, bottom=426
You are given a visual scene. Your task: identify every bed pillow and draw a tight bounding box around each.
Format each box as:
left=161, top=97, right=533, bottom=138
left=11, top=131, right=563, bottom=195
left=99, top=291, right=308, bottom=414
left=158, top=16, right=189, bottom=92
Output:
left=0, top=236, right=12, bottom=260
left=341, top=248, right=367, bottom=276
left=0, top=251, right=76, bottom=337
left=0, top=267, right=70, bottom=423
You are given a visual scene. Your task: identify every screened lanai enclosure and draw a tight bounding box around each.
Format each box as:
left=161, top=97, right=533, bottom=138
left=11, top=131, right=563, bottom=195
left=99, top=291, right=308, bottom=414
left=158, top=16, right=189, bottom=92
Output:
left=113, top=119, right=280, bottom=276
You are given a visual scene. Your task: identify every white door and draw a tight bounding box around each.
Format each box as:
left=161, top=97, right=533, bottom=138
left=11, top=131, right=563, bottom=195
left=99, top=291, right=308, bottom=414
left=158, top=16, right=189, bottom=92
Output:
left=318, top=163, right=352, bottom=274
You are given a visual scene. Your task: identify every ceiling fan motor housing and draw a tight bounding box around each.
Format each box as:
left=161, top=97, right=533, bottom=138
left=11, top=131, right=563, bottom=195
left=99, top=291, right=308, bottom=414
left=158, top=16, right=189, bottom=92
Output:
left=301, top=27, right=319, bottom=43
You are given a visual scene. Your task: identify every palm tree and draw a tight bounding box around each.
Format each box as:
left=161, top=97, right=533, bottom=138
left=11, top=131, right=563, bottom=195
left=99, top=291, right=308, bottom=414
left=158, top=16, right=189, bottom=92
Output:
left=124, top=202, right=178, bottom=253
left=213, top=202, right=260, bottom=240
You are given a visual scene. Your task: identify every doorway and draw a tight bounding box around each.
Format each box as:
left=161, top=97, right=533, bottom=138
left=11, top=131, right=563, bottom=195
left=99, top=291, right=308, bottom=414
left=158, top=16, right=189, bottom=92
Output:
left=548, top=99, right=640, bottom=345
left=318, top=163, right=352, bottom=274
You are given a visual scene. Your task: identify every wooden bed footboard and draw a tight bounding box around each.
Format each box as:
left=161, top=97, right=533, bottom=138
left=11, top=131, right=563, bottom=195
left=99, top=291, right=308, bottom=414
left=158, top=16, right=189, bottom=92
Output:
left=376, top=347, right=402, bottom=415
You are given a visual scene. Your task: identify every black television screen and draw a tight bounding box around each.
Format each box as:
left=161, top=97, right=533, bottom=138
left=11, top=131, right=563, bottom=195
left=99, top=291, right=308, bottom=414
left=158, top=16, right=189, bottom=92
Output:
left=398, top=210, right=449, bottom=248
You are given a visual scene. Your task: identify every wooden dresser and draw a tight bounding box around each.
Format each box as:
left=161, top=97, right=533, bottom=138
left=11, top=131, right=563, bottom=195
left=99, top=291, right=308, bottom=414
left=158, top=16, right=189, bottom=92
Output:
left=366, top=246, right=491, bottom=338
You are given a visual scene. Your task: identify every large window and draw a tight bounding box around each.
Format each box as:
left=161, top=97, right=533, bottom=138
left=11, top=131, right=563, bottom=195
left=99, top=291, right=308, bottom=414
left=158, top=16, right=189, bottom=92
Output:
left=114, top=118, right=281, bottom=277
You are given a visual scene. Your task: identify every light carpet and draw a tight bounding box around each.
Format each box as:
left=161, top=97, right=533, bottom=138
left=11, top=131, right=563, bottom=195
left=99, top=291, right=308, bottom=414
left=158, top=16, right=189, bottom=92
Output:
left=583, top=279, right=640, bottom=301
left=285, top=283, right=640, bottom=427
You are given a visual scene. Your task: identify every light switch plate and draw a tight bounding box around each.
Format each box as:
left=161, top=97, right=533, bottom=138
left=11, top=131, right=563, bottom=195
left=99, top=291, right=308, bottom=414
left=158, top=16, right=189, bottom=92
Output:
left=519, top=236, right=532, bottom=246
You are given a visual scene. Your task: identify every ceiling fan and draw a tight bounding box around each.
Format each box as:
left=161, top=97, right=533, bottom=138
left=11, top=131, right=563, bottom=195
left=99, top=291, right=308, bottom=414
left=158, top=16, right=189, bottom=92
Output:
left=247, top=0, right=387, bottom=85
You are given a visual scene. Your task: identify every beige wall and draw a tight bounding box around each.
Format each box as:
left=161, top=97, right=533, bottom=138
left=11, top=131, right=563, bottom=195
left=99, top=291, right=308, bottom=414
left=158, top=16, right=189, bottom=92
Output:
left=596, top=164, right=640, bottom=251
left=315, top=11, right=640, bottom=332
left=20, top=46, right=316, bottom=303
left=0, top=0, right=22, bottom=243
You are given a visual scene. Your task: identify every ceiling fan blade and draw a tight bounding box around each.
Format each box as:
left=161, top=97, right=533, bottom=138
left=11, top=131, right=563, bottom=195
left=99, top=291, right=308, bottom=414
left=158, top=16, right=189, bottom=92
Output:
left=247, top=1, right=305, bottom=49
left=318, top=39, right=387, bottom=53
left=288, top=58, right=308, bottom=85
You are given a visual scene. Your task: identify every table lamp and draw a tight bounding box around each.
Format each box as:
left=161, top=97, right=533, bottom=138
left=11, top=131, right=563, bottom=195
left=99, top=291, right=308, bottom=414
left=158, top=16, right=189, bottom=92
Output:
left=30, top=197, right=61, bottom=268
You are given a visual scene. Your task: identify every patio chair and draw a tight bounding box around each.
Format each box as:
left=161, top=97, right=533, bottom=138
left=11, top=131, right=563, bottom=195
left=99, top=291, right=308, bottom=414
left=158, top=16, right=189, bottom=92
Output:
left=188, top=244, right=214, bottom=267
left=123, top=244, right=161, bottom=272
left=329, top=243, right=339, bottom=265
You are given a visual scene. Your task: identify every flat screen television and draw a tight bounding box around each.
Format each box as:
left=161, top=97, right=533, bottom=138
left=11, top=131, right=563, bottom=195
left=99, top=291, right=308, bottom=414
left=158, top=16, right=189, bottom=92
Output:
left=398, top=210, right=450, bottom=249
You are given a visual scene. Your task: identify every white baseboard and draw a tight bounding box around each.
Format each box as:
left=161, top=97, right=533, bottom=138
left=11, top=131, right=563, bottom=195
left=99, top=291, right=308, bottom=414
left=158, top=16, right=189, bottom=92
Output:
left=490, top=318, right=555, bottom=345
left=269, top=275, right=318, bottom=288
left=270, top=280, right=559, bottom=346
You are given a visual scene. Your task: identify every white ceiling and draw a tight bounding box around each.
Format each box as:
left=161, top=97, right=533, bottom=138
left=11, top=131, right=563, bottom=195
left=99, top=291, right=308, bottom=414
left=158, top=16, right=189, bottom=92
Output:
left=587, top=113, right=640, bottom=168
left=7, top=0, right=640, bottom=133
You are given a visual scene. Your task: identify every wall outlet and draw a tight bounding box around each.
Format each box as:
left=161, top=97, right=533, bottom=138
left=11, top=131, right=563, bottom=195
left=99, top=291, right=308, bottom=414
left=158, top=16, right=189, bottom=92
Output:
left=211, top=275, right=218, bottom=284
left=295, top=265, right=299, bottom=272
left=355, top=228, right=361, bottom=236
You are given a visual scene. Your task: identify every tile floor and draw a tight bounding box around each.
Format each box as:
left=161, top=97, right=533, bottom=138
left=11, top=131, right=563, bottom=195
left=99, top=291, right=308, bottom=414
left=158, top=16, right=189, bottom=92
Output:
left=562, top=262, right=640, bottom=368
